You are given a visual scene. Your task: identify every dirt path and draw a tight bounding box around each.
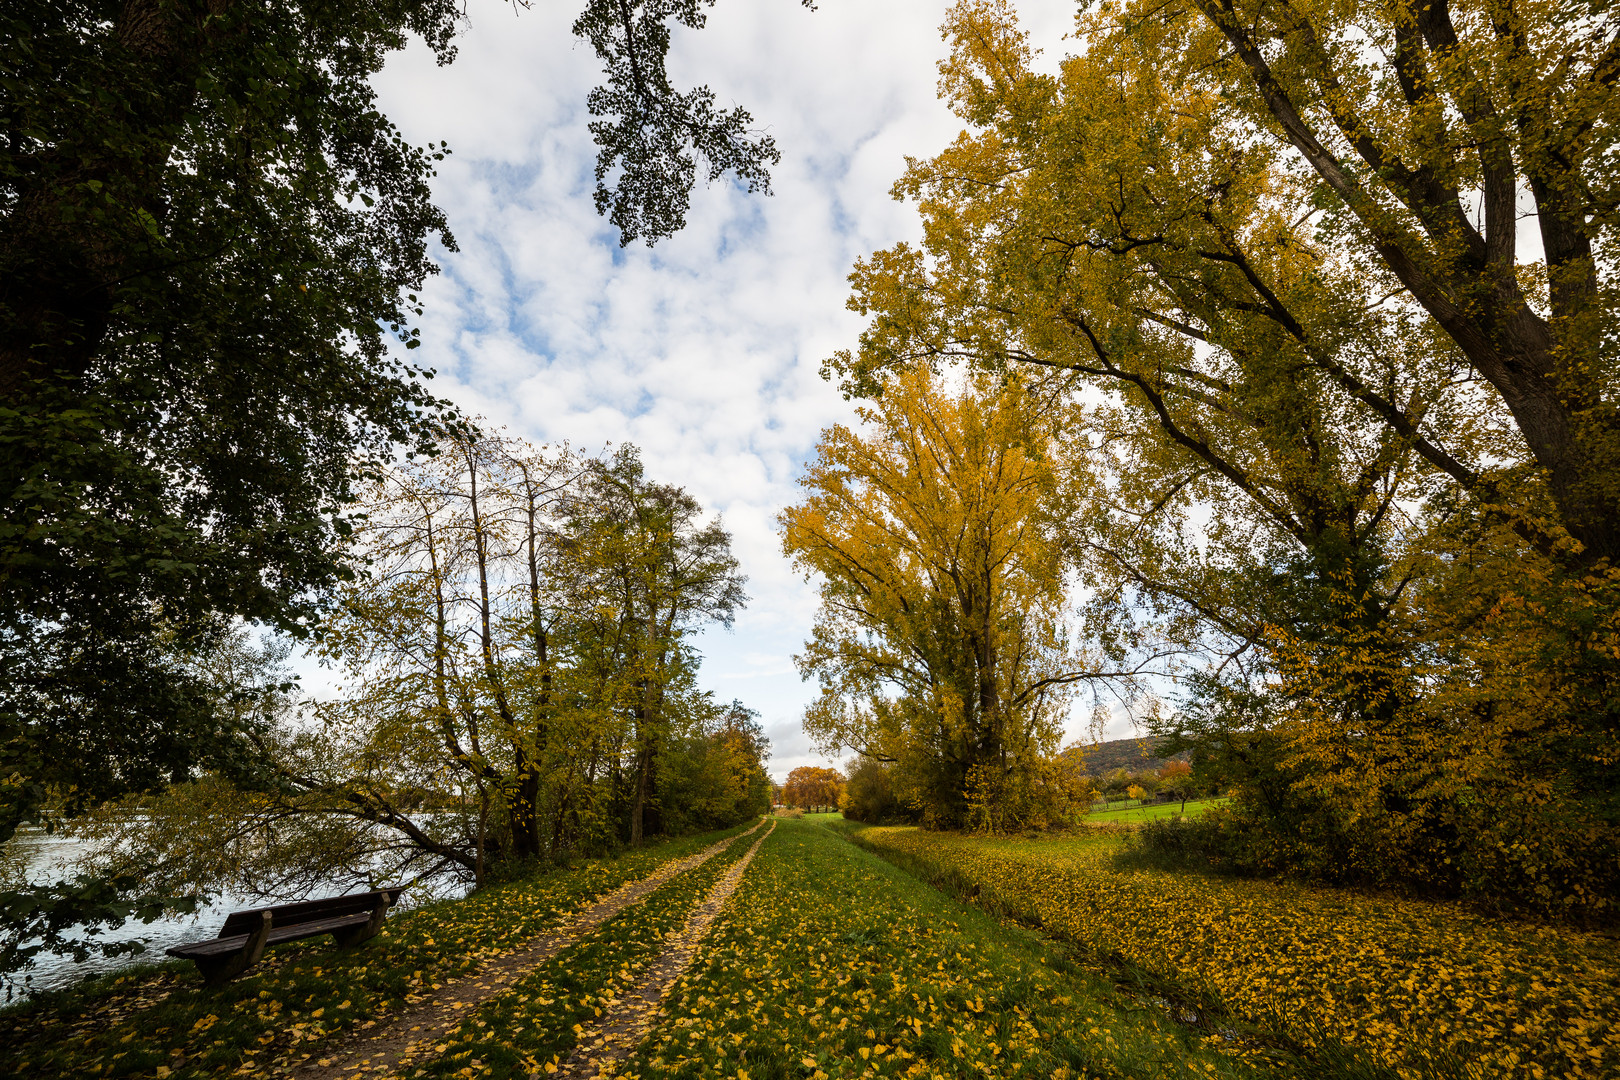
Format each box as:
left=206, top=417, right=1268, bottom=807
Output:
left=551, top=819, right=776, bottom=1080
left=285, top=819, right=768, bottom=1080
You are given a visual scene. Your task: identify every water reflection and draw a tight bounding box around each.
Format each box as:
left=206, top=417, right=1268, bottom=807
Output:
left=6, top=826, right=468, bottom=1001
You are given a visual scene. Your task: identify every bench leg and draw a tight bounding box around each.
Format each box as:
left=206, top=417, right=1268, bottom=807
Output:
left=332, top=897, right=389, bottom=949
left=194, top=910, right=272, bottom=986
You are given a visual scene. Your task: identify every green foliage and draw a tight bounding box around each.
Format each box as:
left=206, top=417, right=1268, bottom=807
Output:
left=1086, top=797, right=1223, bottom=826
left=838, top=758, right=911, bottom=825
left=0, top=874, right=197, bottom=999
left=1, top=626, right=290, bottom=984
left=563, top=444, right=750, bottom=845
left=1, top=0, right=800, bottom=962
left=0, top=0, right=464, bottom=844
left=656, top=702, right=773, bottom=837
left=572, top=0, right=816, bottom=245
left=58, top=437, right=762, bottom=959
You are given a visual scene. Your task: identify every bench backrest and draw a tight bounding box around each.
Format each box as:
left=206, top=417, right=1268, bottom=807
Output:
left=217, top=886, right=406, bottom=938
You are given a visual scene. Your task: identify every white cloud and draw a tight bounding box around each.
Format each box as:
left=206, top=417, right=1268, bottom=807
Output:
left=353, top=1, right=1081, bottom=781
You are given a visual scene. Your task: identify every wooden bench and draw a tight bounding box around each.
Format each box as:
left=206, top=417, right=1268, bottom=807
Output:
left=167, top=886, right=406, bottom=985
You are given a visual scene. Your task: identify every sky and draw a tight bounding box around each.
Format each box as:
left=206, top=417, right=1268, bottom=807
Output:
left=358, top=0, right=1133, bottom=782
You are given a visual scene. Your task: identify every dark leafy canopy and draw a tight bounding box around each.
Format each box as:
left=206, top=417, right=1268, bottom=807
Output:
left=575, top=0, right=817, bottom=245
left=0, top=873, right=197, bottom=999
left=1, top=0, right=463, bottom=843
left=0, top=0, right=798, bottom=969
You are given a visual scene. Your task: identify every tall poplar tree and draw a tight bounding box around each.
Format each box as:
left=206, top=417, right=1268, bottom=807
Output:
left=782, top=364, right=1095, bottom=829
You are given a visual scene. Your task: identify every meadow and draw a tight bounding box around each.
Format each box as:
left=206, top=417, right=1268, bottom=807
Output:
left=615, top=816, right=1255, bottom=1080
left=8, top=814, right=1616, bottom=1080
left=1085, top=799, right=1224, bottom=825
left=845, top=822, right=1620, bottom=1080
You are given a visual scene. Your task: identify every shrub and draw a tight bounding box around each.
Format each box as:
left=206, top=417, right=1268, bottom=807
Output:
left=839, top=758, right=913, bottom=824
left=1119, top=809, right=1241, bottom=873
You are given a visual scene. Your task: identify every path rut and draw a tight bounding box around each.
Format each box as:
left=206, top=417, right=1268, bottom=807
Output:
left=286, top=819, right=768, bottom=1079
left=551, top=819, right=776, bottom=1079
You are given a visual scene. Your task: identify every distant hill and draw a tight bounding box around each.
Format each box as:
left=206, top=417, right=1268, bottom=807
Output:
left=1063, top=735, right=1189, bottom=776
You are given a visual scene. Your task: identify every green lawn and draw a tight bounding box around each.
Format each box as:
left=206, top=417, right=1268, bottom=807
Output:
left=620, top=816, right=1261, bottom=1079
left=1086, top=797, right=1225, bottom=824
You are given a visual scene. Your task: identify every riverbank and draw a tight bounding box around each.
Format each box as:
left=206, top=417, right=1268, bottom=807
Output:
left=2, top=822, right=472, bottom=1000
left=0, top=822, right=758, bottom=1078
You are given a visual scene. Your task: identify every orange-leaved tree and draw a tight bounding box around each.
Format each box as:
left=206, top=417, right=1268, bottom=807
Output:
left=780, top=766, right=846, bottom=809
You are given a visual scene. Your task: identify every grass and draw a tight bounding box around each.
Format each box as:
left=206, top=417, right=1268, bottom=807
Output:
left=16, top=813, right=1610, bottom=1079
left=614, top=817, right=1264, bottom=1080
left=403, top=826, right=755, bottom=1079
left=843, top=823, right=1620, bottom=1080
left=1086, top=798, right=1225, bottom=825
left=0, top=821, right=758, bottom=1079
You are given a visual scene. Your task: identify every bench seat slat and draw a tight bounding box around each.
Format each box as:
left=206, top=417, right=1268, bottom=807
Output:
left=217, top=887, right=404, bottom=938
left=167, top=911, right=374, bottom=959
left=163, top=884, right=406, bottom=982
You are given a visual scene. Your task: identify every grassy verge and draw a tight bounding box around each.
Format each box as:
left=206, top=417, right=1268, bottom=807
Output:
left=1, top=821, right=758, bottom=1079
left=401, top=826, right=756, bottom=1080
left=614, top=817, right=1264, bottom=1080
left=843, top=824, right=1620, bottom=1080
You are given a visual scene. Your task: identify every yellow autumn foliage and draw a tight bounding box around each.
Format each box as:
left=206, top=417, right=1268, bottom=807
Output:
left=780, top=363, right=1095, bottom=830
left=830, top=0, right=1620, bottom=916
left=617, top=819, right=1254, bottom=1079
left=856, top=825, right=1620, bottom=1079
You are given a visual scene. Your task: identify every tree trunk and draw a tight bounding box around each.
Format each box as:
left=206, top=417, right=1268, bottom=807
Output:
left=629, top=739, right=653, bottom=846
left=474, top=785, right=489, bottom=890
left=507, top=747, right=542, bottom=859
left=1194, top=0, right=1620, bottom=564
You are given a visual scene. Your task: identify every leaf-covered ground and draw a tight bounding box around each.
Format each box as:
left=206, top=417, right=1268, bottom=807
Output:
left=11, top=815, right=1609, bottom=1080
left=0, top=822, right=756, bottom=1078
left=400, top=821, right=760, bottom=1079
left=846, top=822, right=1620, bottom=1080
left=614, top=817, right=1256, bottom=1080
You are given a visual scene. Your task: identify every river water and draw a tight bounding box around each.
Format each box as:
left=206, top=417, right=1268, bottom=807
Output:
left=6, top=826, right=468, bottom=1001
